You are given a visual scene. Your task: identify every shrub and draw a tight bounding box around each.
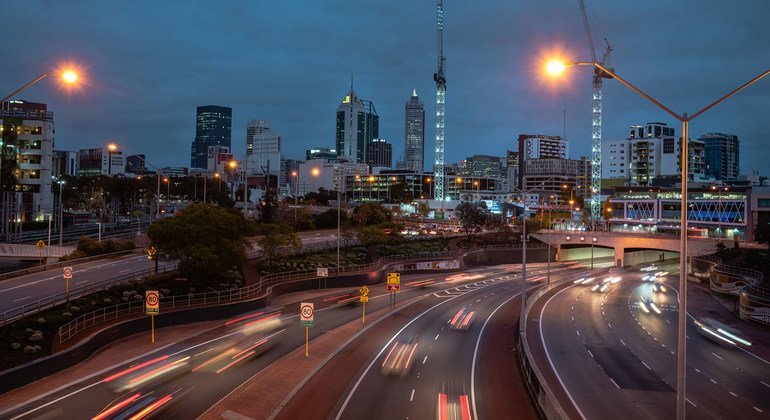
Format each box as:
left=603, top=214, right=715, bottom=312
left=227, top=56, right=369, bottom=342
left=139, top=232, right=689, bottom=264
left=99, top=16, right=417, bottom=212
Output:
left=69, top=306, right=80, bottom=313
left=29, top=332, right=43, bottom=342
left=23, top=345, right=38, bottom=354
left=36, top=317, right=46, bottom=324
left=10, top=342, right=21, bottom=350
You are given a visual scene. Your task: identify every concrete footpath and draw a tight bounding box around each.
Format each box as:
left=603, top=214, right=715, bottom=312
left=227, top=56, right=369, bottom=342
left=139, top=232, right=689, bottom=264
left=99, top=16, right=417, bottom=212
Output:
left=199, top=295, right=427, bottom=420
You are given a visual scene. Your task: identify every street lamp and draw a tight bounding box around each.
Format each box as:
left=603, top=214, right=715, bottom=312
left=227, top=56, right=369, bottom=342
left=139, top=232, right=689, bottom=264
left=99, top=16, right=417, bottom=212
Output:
left=547, top=56, right=770, bottom=420
left=1, top=68, right=80, bottom=110
left=214, top=172, right=221, bottom=193
left=56, top=179, right=66, bottom=246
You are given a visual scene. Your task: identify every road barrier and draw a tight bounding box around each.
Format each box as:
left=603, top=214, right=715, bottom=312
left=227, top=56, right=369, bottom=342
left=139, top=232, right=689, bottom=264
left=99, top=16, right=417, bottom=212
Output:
left=0, top=262, right=177, bottom=327
left=691, top=255, right=763, bottom=296
left=0, top=249, right=138, bottom=282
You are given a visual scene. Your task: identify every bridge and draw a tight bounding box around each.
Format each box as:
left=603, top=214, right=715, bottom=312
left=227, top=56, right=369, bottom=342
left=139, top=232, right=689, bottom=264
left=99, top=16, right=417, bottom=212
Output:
left=530, top=229, right=722, bottom=267
left=0, top=243, right=75, bottom=260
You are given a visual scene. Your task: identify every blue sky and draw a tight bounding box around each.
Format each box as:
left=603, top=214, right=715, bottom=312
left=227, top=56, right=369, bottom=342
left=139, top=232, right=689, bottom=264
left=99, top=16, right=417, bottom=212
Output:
left=2, top=0, right=769, bottom=173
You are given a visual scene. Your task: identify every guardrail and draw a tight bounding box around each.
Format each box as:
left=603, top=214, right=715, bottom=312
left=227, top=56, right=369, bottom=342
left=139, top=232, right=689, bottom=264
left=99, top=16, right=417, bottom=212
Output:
left=0, top=262, right=177, bottom=327
left=57, top=242, right=535, bottom=344
left=0, top=249, right=139, bottom=282
left=692, top=255, right=764, bottom=294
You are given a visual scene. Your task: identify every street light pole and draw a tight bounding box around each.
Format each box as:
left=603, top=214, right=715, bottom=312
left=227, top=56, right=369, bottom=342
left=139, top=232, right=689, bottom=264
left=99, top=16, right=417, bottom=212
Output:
left=547, top=58, right=770, bottom=420
left=57, top=179, right=65, bottom=246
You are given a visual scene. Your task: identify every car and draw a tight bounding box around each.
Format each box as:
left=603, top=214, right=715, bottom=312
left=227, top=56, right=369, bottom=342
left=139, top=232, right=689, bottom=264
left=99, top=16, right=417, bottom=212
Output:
left=436, top=381, right=472, bottom=420
left=694, top=318, right=752, bottom=347
left=652, top=281, right=667, bottom=293
left=448, top=307, right=475, bottom=331
left=639, top=298, right=662, bottom=315
left=381, top=334, right=419, bottom=376
left=591, top=279, right=611, bottom=293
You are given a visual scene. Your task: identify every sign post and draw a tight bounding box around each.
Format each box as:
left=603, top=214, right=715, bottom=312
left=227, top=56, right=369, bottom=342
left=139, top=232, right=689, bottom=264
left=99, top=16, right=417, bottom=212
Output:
left=145, top=290, right=160, bottom=343
left=387, top=272, right=401, bottom=308
left=300, top=302, right=314, bottom=357
left=359, top=285, right=369, bottom=323
left=36, top=240, right=45, bottom=266
left=316, top=267, right=329, bottom=289
left=63, top=266, right=73, bottom=304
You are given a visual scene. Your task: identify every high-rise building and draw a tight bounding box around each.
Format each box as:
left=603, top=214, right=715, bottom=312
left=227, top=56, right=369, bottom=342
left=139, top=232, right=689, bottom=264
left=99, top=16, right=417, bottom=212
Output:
left=506, top=150, right=519, bottom=191
left=404, top=90, right=425, bottom=173
left=245, top=119, right=282, bottom=182
left=0, top=100, right=54, bottom=223
left=190, top=105, right=232, bottom=169
left=701, top=133, right=739, bottom=181
left=462, top=155, right=504, bottom=178
left=53, top=150, right=78, bottom=178
left=362, top=99, right=379, bottom=158
left=517, top=134, right=568, bottom=190
left=306, top=148, right=337, bottom=161
left=78, top=147, right=125, bottom=176
left=336, top=88, right=367, bottom=163
left=366, top=138, right=393, bottom=168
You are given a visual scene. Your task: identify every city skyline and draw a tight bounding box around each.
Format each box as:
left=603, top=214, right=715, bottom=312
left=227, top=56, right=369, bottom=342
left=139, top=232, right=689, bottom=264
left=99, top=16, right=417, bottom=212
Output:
left=1, top=1, right=768, bottom=172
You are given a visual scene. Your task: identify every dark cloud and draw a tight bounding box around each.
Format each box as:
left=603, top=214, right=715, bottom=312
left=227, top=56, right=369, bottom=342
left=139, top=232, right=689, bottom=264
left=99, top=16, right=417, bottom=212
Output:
left=2, top=0, right=768, bottom=173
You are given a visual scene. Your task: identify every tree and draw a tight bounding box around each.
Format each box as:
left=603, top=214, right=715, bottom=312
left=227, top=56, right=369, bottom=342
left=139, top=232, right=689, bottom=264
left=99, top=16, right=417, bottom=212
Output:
left=255, top=223, right=302, bottom=266
left=455, top=202, right=491, bottom=242
left=416, top=201, right=431, bottom=219
left=315, top=208, right=346, bottom=229
left=148, top=203, right=255, bottom=280
left=352, top=203, right=392, bottom=226
left=754, top=222, right=770, bottom=245
left=390, top=181, right=413, bottom=204
left=303, top=188, right=334, bottom=206
left=356, top=226, right=388, bottom=246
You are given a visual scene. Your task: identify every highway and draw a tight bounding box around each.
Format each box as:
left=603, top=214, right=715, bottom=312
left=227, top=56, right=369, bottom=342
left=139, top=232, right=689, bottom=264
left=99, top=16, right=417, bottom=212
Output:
left=0, top=230, right=339, bottom=320
left=0, top=263, right=558, bottom=419
left=535, top=262, right=770, bottom=419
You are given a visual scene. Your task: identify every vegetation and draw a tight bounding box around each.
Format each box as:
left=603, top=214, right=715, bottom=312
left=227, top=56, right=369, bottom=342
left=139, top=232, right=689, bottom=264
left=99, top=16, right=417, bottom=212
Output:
left=255, top=223, right=302, bottom=265
left=352, top=203, right=392, bottom=226
left=148, top=203, right=255, bottom=280
left=754, top=222, right=770, bottom=245
left=455, top=202, right=492, bottom=242
left=60, top=237, right=135, bottom=261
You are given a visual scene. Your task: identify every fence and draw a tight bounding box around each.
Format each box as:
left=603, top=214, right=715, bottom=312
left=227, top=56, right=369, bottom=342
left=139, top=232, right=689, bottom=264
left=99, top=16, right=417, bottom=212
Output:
left=57, top=243, right=536, bottom=345
left=0, top=262, right=177, bottom=327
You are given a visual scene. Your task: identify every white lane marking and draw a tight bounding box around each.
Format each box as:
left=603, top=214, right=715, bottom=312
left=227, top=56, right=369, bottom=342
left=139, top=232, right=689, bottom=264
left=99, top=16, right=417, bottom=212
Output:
left=620, top=339, right=626, bottom=346
left=76, top=280, right=87, bottom=285
left=422, top=356, right=428, bottom=365
left=642, top=361, right=652, bottom=370
left=410, top=389, right=415, bottom=402
left=686, top=398, right=697, bottom=408
left=471, top=289, right=524, bottom=420
left=540, top=281, right=589, bottom=420
left=576, top=330, right=580, bottom=336
left=710, top=379, right=718, bottom=384
left=119, top=269, right=132, bottom=273
left=761, top=381, right=770, bottom=388
left=712, top=352, right=723, bottom=361
left=607, top=323, right=612, bottom=329
left=587, top=350, right=594, bottom=358
left=609, top=378, right=620, bottom=389
left=434, top=334, right=440, bottom=341
left=729, top=391, right=738, bottom=397
left=755, top=407, right=764, bottom=413
left=12, top=296, right=31, bottom=302
left=695, top=368, right=701, bottom=373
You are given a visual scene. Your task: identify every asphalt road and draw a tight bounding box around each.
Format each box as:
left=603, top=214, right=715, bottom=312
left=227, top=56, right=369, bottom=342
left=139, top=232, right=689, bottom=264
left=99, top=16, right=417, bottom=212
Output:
left=0, top=230, right=338, bottom=318
left=331, top=265, right=585, bottom=420
left=0, top=263, right=553, bottom=420
left=537, top=262, right=770, bottom=419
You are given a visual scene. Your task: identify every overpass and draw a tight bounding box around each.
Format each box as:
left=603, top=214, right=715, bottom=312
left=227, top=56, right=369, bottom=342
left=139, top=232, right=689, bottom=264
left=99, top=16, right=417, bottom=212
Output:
left=0, top=243, right=74, bottom=260
left=530, top=229, right=721, bottom=267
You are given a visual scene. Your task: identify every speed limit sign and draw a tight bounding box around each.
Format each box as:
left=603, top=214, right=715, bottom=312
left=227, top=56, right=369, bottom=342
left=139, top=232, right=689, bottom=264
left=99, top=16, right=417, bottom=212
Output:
left=145, top=290, right=159, bottom=315
left=300, top=302, right=314, bottom=327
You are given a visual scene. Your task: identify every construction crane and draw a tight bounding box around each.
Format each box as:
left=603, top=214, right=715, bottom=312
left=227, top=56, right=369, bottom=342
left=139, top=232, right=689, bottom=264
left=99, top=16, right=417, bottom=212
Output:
left=433, top=0, right=446, bottom=202
left=578, top=0, right=612, bottom=227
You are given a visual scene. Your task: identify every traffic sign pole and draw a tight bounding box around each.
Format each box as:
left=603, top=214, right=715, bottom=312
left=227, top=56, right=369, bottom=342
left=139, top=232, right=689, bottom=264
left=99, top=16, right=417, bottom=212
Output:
left=63, top=267, right=73, bottom=304
left=151, top=314, right=155, bottom=344
left=305, top=326, right=309, bottom=357
left=362, top=301, right=366, bottom=323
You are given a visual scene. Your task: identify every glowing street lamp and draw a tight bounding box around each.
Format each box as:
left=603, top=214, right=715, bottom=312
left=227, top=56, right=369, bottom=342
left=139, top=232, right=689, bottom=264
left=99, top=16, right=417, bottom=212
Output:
left=1, top=67, right=81, bottom=110
left=546, top=55, right=770, bottom=420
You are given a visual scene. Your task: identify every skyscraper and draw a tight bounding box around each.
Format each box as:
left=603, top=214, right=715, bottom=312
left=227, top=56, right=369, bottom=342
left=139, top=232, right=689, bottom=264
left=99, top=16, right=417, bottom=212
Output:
left=404, top=89, right=425, bottom=173
left=701, top=133, right=739, bottom=181
left=366, top=138, right=393, bottom=168
left=517, top=134, right=568, bottom=189
left=245, top=119, right=282, bottom=181
left=190, top=105, right=232, bottom=169
left=336, top=88, right=367, bottom=163
left=362, top=99, right=379, bottom=162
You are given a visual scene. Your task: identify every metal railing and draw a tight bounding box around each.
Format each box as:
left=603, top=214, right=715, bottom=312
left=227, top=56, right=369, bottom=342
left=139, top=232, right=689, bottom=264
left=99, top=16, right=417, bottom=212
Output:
left=0, top=262, right=177, bottom=327
left=692, top=255, right=764, bottom=282
left=57, top=243, right=532, bottom=344
left=0, top=249, right=139, bottom=282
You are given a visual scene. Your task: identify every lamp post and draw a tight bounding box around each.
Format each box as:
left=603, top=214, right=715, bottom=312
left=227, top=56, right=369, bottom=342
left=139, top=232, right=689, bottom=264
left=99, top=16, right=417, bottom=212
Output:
left=547, top=195, right=554, bottom=284
left=215, top=172, right=221, bottom=193
left=57, top=179, right=66, bottom=246
left=547, top=57, right=770, bottom=420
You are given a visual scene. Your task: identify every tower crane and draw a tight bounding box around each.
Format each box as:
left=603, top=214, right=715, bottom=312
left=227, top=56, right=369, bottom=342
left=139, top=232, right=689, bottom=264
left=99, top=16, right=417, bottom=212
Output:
left=433, top=0, right=446, bottom=202
left=578, top=0, right=612, bottom=227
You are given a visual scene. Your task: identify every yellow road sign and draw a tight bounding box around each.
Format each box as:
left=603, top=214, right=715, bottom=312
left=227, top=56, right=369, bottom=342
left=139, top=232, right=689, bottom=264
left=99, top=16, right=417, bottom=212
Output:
left=36, top=240, right=45, bottom=250
left=360, top=295, right=369, bottom=303
left=359, top=285, right=369, bottom=296
left=387, top=272, right=400, bottom=292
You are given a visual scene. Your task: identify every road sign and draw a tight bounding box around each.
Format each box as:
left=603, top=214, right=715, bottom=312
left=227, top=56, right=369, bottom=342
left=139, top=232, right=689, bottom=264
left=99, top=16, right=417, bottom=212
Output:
left=359, top=285, right=369, bottom=296
left=317, top=267, right=329, bottom=277
left=63, top=266, right=73, bottom=279
left=360, top=295, right=369, bottom=303
left=300, top=302, right=314, bottom=327
left=387, top=272, right=401, bottom=292
left=36, top=240, right=45, bottom=250
left=145, top=290, right=160, bottom=315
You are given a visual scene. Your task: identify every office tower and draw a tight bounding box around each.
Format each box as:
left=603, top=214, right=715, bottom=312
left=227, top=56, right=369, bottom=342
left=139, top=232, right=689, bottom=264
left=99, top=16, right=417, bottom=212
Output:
left=0, top=100, right=54, bottom=224
left=245, top=119, right=282, bottom=182
left=125, top=154, right=148, bottom=174
left=306, top=148, right=338, bottom=161
left=336, top=87, right=367, bottom=163
left=366, top=138, right=393, bottom=168
left=362, top=99, right=379, bottom=161
left=53, top=150, right=79, bottom=178
left=78, top=147, right=125, bottom=176
left=404, top=89, right=425, bottom=173
left=701, top=133, right=739, bottom=181
left=517, top=134, right=568, bottom=190
left=190, top=105, right=232, bottom=169
left=462, top=155, right=504, bottom=178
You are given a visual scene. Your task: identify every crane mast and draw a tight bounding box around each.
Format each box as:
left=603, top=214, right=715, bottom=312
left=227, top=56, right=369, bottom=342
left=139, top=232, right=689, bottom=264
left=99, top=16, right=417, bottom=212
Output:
left=433, top=0, right=446, bottom=202
left=578, top=0, right=612, bottom=227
